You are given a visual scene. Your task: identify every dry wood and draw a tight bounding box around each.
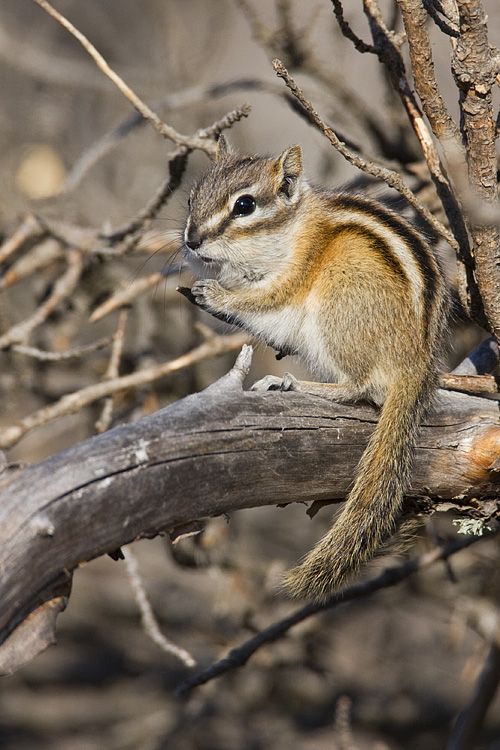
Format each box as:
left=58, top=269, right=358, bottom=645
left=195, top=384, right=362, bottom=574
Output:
left=452, top=0, right=500, bottom=340
left=1, top=347, right=500, bottom=668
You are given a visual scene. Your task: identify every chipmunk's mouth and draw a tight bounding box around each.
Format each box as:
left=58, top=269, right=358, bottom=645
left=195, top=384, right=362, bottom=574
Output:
left=184, top=244, right=214, bottom=265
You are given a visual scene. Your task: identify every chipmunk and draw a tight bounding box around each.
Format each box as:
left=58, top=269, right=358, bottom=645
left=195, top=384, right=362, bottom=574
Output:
left=180, top=135, right=448, bottom=602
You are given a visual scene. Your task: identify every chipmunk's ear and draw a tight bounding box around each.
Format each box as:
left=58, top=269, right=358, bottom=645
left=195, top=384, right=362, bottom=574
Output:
left=215, top=134, right=232, bottom=161
left=275, top=145, right=303, bottom=199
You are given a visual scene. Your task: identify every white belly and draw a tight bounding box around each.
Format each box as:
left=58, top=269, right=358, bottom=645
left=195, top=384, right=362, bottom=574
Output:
left=241, top=305, right=342, bottom=382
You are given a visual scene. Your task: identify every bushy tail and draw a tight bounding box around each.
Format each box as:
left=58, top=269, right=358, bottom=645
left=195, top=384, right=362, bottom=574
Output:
left=283, top=372, right=437, bottom=602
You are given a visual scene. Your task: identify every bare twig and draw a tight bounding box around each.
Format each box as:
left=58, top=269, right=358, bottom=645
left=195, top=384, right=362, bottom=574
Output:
left=11, top=337, right=112, bottom=362
left=439, top=373, right=500, bottom=394
left=272, top=59, right=460, bottom=253
left=28, top=218, right=170, bottom=258
left=446, top=612, right=500, bottom=750
left=0, top=215, right=46, bottom=265
left=363, top=0, right=472, bottom=279
left=0, top=249, right=83, bottom=350
left=30, top=0, right=220, bottom=155
left=423, top=0, right=459, bottom=36
left=122, top=546, right=196, bottom=668
left=394, top=0, right=480, bottom=320
left=330, top=1, right=377, bottom=53
left=364, top=0, right=451, bottom=184
left=176, top=533, right=497, bottom=695
left=0, top=330, right=250, bottom=450
left=89, top=273, right=166, bottom=323
left=98, top=101, right=250, bottom=247
left=100, top=147, right=189, bottom=244
left=95, top=308, right=129, bottom=433
left=236, top=0, right=393, bottom=159
left=99, top=102, right=250, bottom=244
left=62, top=84, right=261, bottom=194
left=334, top=696, right=356, bottom=750
left=0, top=238, right=64, bottom=289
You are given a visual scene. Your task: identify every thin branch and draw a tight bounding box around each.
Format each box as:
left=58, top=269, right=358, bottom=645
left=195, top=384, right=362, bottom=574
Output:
left=446, top=612, right=500, bottom=750
left=439, top=373, right=500, bottom=394
left=11, top=338, right=112, bottom=362
left=330, top=0, right=377, bottom=53
left=0, top=329, right=250, bottom=450
left=0, top=215, right=46, bottom=265
left=30, top=0, right=248, bottom=157
left=236, top=0, right=393, bottom=159
left=362, top=0, right=473, bottom=291
left=89, top=272, right=167, bottom=324
left=99, top=102, right=252, bottom=246
left=60, top=83, right=272, bottom=193
left=95, top=308, right=129, bottom=434
left=176, top=532, right=497, bottom=695
left=390, top=0, right=481, bottom=324
left=100, top=147, right=189, bottom=244
left=272, top=59, right=460, bottom=253
left=0, top=239, right=64, bottom=290
left=0, top=249, right=83, bottom=350
left=122, top=546, right=196, bottom=668
left=364, top=0, right=449, bottom=182
left=423, top=0, right=460, bottom=36
left=27, top=218, right=176, bottom=260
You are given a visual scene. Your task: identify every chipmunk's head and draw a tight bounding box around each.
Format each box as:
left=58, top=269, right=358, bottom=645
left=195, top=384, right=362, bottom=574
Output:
left=184, top=136, right=305, bottom=287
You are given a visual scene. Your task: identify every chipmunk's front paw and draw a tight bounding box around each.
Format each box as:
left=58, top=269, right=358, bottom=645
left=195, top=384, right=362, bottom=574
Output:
left=250, top=372, right=301, bottom=392
left=190, top=279, right=226, bottom=313
left=250, top=375, right=284, bottom=392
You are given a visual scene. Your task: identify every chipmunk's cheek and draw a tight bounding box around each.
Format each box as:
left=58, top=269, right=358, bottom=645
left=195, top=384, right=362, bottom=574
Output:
left=190, top=279, right=226, bottom=311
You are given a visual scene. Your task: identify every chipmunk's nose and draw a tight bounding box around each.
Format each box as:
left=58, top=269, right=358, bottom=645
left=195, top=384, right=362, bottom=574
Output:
left=185, top=229, right=202, bottom=250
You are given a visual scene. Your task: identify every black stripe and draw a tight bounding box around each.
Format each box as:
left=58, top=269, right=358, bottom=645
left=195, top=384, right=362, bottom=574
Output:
left=332, top=195, right=438, bottom=336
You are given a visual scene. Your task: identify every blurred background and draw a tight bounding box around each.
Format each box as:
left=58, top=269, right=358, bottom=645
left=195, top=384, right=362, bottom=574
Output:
left=0, top=1, right=499, bottom=748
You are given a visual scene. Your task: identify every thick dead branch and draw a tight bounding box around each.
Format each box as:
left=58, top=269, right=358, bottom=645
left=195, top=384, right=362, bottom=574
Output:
left=396, top=0, right=462, bottom=148
left=1, top=346, right=500, bottom=669
left=452, top=0, right=500, bottom=340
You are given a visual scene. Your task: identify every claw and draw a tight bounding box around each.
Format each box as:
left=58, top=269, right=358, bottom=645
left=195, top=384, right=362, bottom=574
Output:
left=250, top=375, right=284, bottom=392
left=282, top=372, right=301, bottom=391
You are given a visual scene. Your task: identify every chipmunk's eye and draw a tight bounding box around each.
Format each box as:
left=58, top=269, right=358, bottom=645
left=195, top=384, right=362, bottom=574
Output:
left=232, top=194, right=256, bottom=217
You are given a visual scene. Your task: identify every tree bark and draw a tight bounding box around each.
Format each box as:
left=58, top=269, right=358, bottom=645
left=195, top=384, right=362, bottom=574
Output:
left=452, top=0, right=500, bottom=336
left=1, top=347, right=500, bottom=666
